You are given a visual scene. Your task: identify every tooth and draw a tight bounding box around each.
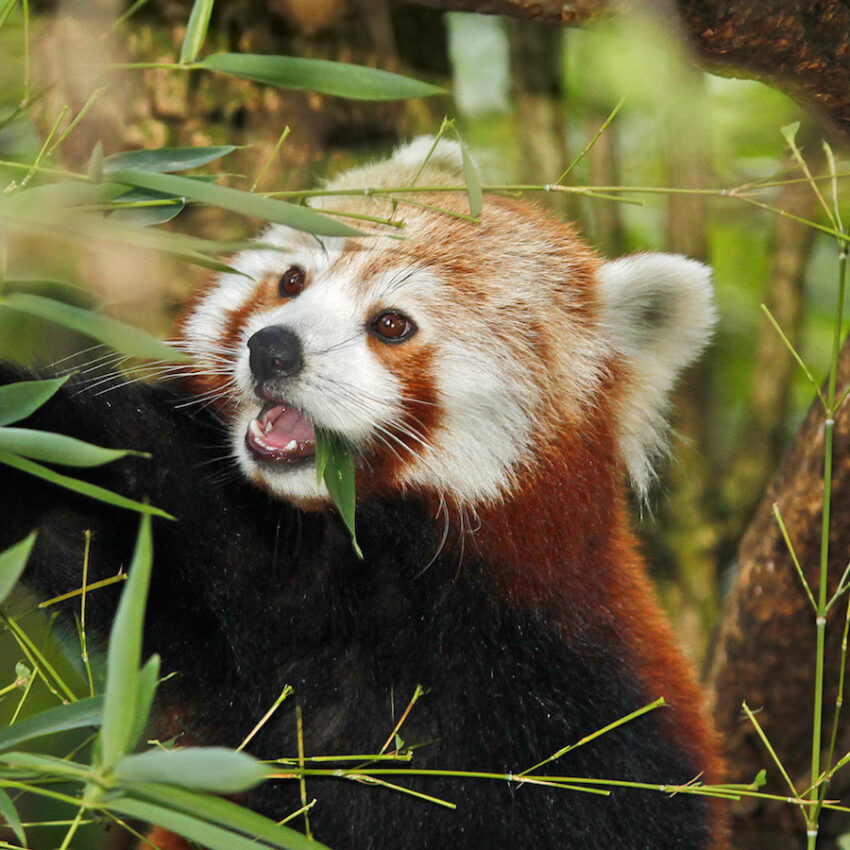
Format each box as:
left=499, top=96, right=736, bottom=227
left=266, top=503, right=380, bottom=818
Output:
left=249, top=420, right=264, bottom=438
left=264, top=421, right=274, bottom=434
left=284, top=439, right=298, bottom=451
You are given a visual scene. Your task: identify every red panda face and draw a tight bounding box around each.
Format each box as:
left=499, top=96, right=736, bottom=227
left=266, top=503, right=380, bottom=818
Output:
left=179, top=139, right=715, bottom=509
left=181, top=217, right=598, bottom=507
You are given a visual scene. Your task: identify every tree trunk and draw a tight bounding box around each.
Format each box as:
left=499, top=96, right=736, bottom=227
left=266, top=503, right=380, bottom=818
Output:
left=707, top=335, right=850, bottom=850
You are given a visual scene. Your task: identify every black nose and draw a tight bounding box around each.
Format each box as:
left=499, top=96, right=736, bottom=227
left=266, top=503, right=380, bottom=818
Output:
left=247, top=325, right=303, bottom=382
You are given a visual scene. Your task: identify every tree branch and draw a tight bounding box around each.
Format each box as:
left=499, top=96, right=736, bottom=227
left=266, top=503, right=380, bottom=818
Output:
left=395, top=0, right=850, bottom=144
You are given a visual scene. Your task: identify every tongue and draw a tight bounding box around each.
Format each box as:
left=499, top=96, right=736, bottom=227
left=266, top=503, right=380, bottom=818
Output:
left=246, top=404, right=316, bottom=463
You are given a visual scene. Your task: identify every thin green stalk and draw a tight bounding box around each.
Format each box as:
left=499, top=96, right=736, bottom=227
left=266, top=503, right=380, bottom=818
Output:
left=295, top=706, right=311, bottom=840
left=520, top=697, right=665, bottom=777
left=278, top=799, right=316, bottom=826
left=79, top=531, right=95, bottom=697
left=19, top=106, right=68, bottom=188
left=556, top=93, right=627, bottom=184
left=47, top=87, right=108, bottom=156
left=7, top=666, right=34, bottom=725
left=810, top=244, right=849, bottom=838
left=56, top=805, right=87, bottom=850
left=379, top=684, right=424, bottom=755
left=37, top=570, right=126, bottom=608
left=250, top=125, right=290, bottom=192
left=773, top=503, right=818, bottom=611
left=741, top=702, right=805, bottom=821
left=761, top=305, right=828, bottom=409
left=1, top=614, right=77, bottom=702
left=237, top=684, right=292, bottom=751
left=819, top=590, right=850, bottom=811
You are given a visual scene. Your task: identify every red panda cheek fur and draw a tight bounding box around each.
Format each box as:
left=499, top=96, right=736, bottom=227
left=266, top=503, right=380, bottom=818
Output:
left=358, top=339, right=443, bottom=495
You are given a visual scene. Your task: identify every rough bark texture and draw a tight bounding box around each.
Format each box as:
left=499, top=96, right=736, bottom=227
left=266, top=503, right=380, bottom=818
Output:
left=398, top=0, right=850, bottom=145
left=706, top=338, right=850, bottom=850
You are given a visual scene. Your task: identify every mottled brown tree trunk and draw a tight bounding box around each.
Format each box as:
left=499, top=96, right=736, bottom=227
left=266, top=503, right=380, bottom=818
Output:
left=707, top=335, right=850, bottom=850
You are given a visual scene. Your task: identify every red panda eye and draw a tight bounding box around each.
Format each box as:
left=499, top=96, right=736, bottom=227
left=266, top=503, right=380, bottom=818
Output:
left=278, top=266, right=306, bottom=298
left=371, top=311, right=417, bottom=343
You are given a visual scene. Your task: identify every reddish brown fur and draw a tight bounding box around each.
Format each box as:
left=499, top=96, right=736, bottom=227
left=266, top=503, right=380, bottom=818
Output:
left=466, top=385, right=726, bottom=846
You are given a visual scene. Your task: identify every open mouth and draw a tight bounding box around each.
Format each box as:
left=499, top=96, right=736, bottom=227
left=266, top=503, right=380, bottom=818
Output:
left=245, top=402, right=316, bottom=465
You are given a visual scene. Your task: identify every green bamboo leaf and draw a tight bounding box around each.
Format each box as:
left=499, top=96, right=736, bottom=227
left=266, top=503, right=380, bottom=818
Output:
left=199, top=53, right=446, bottom=101
left=316, top=430, right=361, bottom=558
left=0, top=534, right=36, bottom=606
left=0, top=696, right=103, bottom=752
left=107, top=798, right=290, bottom=850
left=0, top=181, right=126, bottom=213
left=180, top=0, right=216, bottom=64
left=0, top=787, right=25, bottom=847
left=0, top=752, right=91, bottom=782
left=130, top=654, right=160, bottom=751
left=459, top=142, right=483, bottom=217
left=0, top=375, right=69, bottom=426
left=116, top=747, right=267, bottom=793
left=110, top=785, right=327, bottom=850
left=103, top=146, right=235, bottom=174
left=108, top=167, right=362, bottom=237
left=314, top=428, right=331, bottom=487
left=0, top=427, right=147, bottom=467
left=0, top=0, right=18, bottom=28
left=109, top=187, right=186, bottom=227
left=3, top=278, right=98, bottom=307
left=88, top=141, right=104, bottom=183
left=99, top=514, right=154, bottom=771
left=0, top=293, right=190, bottom=363
left=0, top=449, right=173, bottom=518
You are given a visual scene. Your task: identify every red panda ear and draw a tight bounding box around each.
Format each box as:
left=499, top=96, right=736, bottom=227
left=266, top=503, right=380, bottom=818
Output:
left=598, top=253, right=716, bottom=496
left=388, top=136, right=465, bottom=177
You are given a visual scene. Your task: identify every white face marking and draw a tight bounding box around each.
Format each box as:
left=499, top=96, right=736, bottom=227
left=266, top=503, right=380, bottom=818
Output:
left=182, top=223, right=548, bottom=506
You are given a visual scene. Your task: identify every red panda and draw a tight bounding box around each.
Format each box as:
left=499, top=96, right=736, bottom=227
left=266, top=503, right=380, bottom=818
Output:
left=2, top=138, right=725, bottom=849
left=174, top=138, right=725, bottom=846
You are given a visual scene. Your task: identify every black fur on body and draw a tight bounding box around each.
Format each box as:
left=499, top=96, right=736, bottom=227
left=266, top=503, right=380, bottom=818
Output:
left=0, top=364, right=710, bottom=849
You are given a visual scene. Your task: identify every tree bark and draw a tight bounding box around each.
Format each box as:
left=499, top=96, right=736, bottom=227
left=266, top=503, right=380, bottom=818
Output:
left=707, top=336, right=850, bottom=850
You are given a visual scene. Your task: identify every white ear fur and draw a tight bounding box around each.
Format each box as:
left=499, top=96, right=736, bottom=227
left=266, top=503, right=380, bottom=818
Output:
left=389, top=136, right=465, bottom=176
left=598, top=253, right=716, bottom=496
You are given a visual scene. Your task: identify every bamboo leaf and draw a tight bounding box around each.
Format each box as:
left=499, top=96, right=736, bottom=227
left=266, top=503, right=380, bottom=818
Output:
left=0, top=787, right=25, bottom=846
left=0, top=451, right=174, bottom=519
left=0, top=696, right=103, bottom=752
left=0, top=0, right=17, bottom=28
left=129, top=654, right=160, bottom=751
left=0, top=293, right=190, bottom=363
left=0, top=752, right=91, bottom=782
left=107, top=798, right=288, bottom=850
left=108, top=168, right=363, bottom=237
left=316, top=430, right=361, bottom=558
left=2, top=279, right=97, bottom=307
left=0, top=427, right=147, bottom=467
left=109, top=187, right=186, bottom=227
left=0, top=375, right=69, bottom=426
left=99, top=514, right=154, bottom=770
left=0, top=534, right=36, bottom=605
left=88, top=142, right=104, bottom=183
left=199, top=53, right=446, bottom=101
left=114, top=783, right=327, bottom=850
left=180, top=0, right=215, bottom=64
left=103, top=146, right=235, bottom=174
left=115, top=747, right=267, bottom=793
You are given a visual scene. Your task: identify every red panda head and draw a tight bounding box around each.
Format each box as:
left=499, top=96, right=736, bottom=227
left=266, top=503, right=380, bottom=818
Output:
left=179, top=139, right=715, bottom=509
